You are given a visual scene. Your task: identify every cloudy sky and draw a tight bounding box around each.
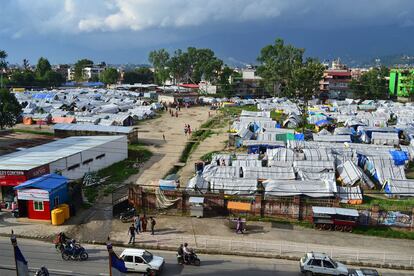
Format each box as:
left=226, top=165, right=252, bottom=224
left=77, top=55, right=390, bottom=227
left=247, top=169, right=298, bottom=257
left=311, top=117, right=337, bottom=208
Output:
left=1, top=0, right=414, bottom=65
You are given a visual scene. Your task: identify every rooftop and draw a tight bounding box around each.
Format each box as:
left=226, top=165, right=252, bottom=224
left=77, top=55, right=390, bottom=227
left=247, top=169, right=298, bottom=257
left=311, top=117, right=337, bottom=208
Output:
left=0, top=136, right=125, bottom=171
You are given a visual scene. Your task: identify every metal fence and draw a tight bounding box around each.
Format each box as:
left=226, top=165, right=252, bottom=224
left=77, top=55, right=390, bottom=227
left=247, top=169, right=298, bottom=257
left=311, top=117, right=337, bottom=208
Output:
left=148, top=234, right=413, bottom=268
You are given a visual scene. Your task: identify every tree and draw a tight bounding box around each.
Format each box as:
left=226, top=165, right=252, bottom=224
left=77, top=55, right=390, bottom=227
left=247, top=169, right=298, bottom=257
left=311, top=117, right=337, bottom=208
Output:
left=74, top=59, right=93, bottom=81
left=123, top=68, right=154, bottom=84
left=100, top=67, right=119, bottom=84
left=23, top=59, right=30, bottom=70
left=0, top=50, right=7, bottom=88
left=0, top=88, right=22, bottom=129
left=350, top=66, right=390, bottom=99
left=10, top=70, right=36, bottom=86
left=148, top=49, right=170, bottom=85
left=44, top=71, right=65, bottom=87
left=36, top=57, right=51, bottom=78
left=257, top=38, right=304, bottom=96
left=217, top=66, right=235, bottom=97
left=291, top=58, right=325, bottom=130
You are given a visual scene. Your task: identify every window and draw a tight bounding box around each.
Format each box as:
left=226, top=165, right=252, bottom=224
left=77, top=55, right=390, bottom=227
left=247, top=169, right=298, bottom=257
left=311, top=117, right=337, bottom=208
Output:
left=82, top=158, right=93, bottom=165
left=33, top=201, right=44, bottom=211
left=123, top=255, right=133, bottom=263
left=54, top=196, right=59, bottom=207
left=96, top=154, right=105, bottom=160
left=68, top=164, right=80, bottom=171
left=135, top=256, right=144, bottom=263
left=323, top=260, right=335, bottom=268
left=309, top=259, right=322, bottom=267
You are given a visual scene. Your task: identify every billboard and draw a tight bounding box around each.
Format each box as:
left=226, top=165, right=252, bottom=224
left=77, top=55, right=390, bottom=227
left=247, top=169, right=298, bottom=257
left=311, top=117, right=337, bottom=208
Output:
left=17, top=189, right=49, bottom=201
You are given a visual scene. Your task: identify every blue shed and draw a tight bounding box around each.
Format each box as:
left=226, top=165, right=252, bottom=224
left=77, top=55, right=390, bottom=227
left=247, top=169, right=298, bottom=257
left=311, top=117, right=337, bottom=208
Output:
left=14, top=174, right=68, bottom=220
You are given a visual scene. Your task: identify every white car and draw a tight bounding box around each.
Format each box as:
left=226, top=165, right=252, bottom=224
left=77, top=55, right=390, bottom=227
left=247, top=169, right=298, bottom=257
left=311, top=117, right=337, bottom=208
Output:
left=300, top=252, right=348, bottom=276
left=120, top=248, right=164, bottom=275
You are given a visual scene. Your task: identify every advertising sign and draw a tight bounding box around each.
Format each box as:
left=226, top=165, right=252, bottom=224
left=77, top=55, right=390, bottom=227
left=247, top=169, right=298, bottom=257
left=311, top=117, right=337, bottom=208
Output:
left=17, top=189, right=49, bottom=201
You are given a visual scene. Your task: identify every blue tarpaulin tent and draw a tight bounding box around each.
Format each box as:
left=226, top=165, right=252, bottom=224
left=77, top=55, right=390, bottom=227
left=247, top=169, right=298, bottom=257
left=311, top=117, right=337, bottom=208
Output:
left=389, top=150, right=409, bottom=166
left=294, top=133, right=304, bottom=141
left=315, top=119, right=331, bottom=127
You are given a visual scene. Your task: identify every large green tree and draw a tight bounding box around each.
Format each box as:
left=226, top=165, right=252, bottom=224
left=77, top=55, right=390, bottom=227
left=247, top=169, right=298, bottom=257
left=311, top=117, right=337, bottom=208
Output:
left=168, top=47, right=223, bottom=84
left=217, top=66, right=236, bottom=97
left=350, top=66, right=390, bottom=99
left=123, top=67, right=154, bottom=84
left=0, top=88, right=22, bottom=129
left=0, top=50, right=8, bottom=88
left=74, top=59, right=93, bottom=81
left=44, top=71, right=65, bottom=87
left=100, top=67, right=119, bottom=84
left=257, top=38, right=304, bottom=97
left=35, top=57, right=52, bottom=78
left=148, top=49, right=170, bottom=85
left=10, top=70, right=36, bottom=86
left=291, top=58, right=325, bottom=129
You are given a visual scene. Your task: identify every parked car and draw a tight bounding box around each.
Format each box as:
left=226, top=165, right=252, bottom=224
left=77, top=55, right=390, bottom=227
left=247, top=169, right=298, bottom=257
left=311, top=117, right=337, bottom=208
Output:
left=348, top=268, right=380, bottom=276
left=300, top=252, right=348, bottom=276
left=120, top=248, right=164, bottom=275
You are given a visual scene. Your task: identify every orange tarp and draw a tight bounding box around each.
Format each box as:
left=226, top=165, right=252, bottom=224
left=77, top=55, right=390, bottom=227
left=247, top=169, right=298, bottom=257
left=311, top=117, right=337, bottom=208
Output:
left=22, top=117, right=33, bottom=125
left=52, top=117, right=76, bottom=124
left=227, top=201, right=251, bottom=211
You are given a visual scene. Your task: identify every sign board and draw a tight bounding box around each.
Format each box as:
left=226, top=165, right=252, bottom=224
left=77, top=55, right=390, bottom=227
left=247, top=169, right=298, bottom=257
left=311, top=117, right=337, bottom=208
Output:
left=17, top=189, right=49, bottom=201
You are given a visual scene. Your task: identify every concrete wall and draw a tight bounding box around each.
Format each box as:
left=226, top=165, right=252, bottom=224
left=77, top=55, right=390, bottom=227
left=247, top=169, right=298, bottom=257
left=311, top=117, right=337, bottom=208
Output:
left=49, top=136, right=128, bottom=180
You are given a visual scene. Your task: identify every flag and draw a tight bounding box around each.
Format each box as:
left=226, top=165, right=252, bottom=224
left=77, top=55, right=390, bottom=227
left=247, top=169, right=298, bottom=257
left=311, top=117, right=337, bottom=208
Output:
left=14, top=243, right=29, bottom=276
left=110, top=252, right=128, bottom=276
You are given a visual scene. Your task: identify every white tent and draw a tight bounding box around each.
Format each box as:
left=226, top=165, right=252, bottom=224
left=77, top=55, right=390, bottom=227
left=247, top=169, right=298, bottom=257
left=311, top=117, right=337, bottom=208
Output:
left=264, top=180, right=335, bottom=198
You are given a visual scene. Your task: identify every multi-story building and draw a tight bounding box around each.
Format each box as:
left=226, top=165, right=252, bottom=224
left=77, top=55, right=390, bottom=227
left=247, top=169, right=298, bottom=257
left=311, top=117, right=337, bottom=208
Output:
left=67, top=64, right=106, bottom=81
left=232, top=66, right=267, bottom=98
left=53, top=64, right=70, bottom=81
left=389, top=69, right=414, bottom=98
left=319, top=59, right=352, bottom=99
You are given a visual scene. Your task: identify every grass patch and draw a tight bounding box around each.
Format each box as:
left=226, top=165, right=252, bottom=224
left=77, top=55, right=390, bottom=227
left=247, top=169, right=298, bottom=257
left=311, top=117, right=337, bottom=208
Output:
left=352, top=226, right=414, bottom=240
left=220, top=105, right=258, bottom=117
left=200, top=151, right=221, bottom=162
left=342, top=195, right=414, bottom=211
left=84, top=186, right=99, bottom=203
left=83, top=143, right=152, bottom=203
left=270, top=110, right=287, bottom=122
left=248, top=215, right=313, bottom=228
left=13, top=128, right=54, bottom=136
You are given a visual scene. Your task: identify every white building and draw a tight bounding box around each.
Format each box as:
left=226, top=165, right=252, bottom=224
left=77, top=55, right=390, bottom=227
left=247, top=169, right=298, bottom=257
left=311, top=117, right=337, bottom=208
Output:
left=67, top=66, right=105, bottom=81
left=0, top=136, right=128, bottom=181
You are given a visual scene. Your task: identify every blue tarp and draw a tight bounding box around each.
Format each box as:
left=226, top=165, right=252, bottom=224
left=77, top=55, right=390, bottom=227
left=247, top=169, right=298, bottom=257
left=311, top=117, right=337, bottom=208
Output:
left=32, top=93, right=54, bottom=99
left=389, top=150, right=409, bottom=166
left=276, top=123, right=281, bottom=128
left=315, top=119, right=331, bottom=127
left=14, top=174, right=67, bottom=192
left=294, top=133, right=304, bottom=141
left=250, top=122, right=260, bottom=133
left=248, top=145, right=260, bottom=154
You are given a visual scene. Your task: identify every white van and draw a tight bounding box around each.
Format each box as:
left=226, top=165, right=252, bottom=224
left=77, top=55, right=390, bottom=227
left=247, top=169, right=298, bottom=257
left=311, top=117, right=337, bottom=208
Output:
left=120, top=248, right=164, bottom=275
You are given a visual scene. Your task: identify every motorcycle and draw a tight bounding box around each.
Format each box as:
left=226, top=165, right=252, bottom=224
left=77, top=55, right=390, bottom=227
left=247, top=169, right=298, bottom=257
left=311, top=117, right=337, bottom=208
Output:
left=61, top=243, right=88, bottom=261
left=177, top=250, right=201, bottom=266
left=35, top=266, right=49, bottom=276
left=119, top=207, right=136, bottom=223
left=12, top=208, right=19, bottom=218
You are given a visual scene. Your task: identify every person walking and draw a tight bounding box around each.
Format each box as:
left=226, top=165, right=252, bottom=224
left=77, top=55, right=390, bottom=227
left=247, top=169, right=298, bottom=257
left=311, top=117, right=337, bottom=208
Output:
left=150, top=217, right=156, bottom=235
left=188, top=124, right=192, bottom=135
left=236, top=217, right=244, bottom=234
left=134, top=215, right=141, bottom=234
left=128, top=224, right=136, bottom=244
left=141, top=215, right=148, bottom=232
left=163, top=134, right=166, bottom=141
left=175, top=111, right=178, bottom=117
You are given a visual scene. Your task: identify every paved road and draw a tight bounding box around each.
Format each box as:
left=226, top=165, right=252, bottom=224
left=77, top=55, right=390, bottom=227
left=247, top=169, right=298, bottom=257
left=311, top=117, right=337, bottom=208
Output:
left=0, top=237, right=411, bottom=276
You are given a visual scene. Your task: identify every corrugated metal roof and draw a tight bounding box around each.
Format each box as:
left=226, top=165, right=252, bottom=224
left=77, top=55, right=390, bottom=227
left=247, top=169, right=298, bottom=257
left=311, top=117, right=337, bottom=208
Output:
left=312, top=206, right=359, bottom=217
left=53, top=123, right=133, bottom=134
left=14, top=174, right=67, bottom=191
left=0, top=136, right=126, bottom=171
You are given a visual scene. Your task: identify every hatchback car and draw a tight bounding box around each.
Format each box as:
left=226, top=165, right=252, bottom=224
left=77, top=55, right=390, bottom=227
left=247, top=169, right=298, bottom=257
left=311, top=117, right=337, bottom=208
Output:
left=300, top=252, right=348, bottom=275
left=120, top=248, right=164, bottom=275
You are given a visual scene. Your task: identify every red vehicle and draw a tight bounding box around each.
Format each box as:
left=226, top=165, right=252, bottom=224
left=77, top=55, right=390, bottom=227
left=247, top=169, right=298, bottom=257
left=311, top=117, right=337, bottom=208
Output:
left=312, top=206, right=359, bottom=232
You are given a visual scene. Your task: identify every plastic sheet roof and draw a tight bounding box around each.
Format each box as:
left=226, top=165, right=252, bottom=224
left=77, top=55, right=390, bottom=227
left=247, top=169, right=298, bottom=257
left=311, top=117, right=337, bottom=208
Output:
left=264, top=180, right=335, bottom=198
left=53, top=123, right=133, bottom=134
left=385, top=179, right=414, bottom=197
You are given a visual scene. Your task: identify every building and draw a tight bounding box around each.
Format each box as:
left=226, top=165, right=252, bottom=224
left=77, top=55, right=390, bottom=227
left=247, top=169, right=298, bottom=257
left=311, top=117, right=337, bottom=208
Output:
left=0, top=136, right=128, bottom=203
left=320, top=59, right=352, bottom=99
left=53, top=64, right=70, bottom=81
left=389, top=69, right=414, bottom=98
left=53, top=123, right=138, bottom=143
left=67, top=66, right=106, bottom=81
left=233, top=67, right=267, bottom=98
left=158, top=92, right=199, bottom=105
left=14, top=174, right=68, bottom=220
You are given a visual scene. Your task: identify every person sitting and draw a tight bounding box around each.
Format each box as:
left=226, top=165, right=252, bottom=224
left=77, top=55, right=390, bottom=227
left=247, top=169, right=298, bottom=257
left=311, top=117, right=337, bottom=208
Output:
left=177, top=244, right=184, bottom=263
left=183, top=243, right=191, bottom=263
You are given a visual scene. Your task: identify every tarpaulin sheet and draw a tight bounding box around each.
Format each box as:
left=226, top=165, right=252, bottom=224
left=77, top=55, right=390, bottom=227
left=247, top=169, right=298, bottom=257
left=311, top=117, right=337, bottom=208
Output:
left=389, top=150, right=409, bottom=166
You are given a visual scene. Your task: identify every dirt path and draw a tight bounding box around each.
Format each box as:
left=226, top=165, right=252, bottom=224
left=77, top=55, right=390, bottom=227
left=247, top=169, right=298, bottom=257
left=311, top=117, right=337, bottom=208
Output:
left=131, top=106, right=211, bottom=186
left=179, top=123, right=228, bottom=185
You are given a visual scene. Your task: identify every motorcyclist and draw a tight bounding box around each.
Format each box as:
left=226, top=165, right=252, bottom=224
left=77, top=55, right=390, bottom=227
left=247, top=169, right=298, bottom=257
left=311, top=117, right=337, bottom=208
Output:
left=183, top=243, right=191, bottom=263
left=177, top=244, right=184, bottom=264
